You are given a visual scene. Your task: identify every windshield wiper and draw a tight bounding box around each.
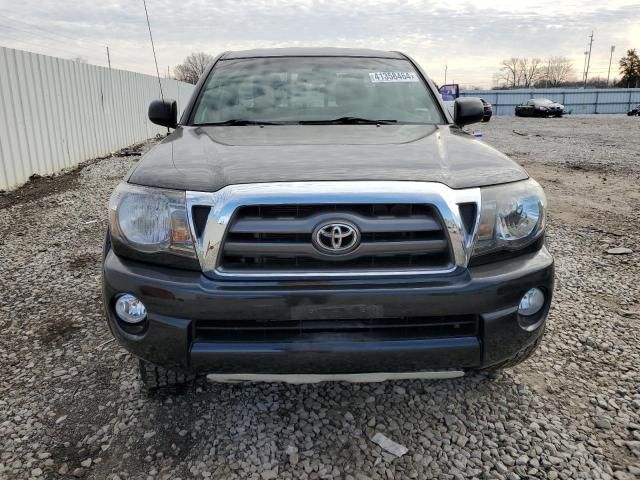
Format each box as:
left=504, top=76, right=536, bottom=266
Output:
left=194, top=119, right=283, bottom=126
left=298, top=117, right=397, bottom=125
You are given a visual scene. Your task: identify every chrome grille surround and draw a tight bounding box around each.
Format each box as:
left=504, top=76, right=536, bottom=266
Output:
left=186, top=181, right=481, bottom=278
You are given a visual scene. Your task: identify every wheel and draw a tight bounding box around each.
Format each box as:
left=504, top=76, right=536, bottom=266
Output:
left=482, top=116, right=491, bottom=122
left=138, top=359, right=195, bottom=393
left=480, top=327, right=545, bottom=372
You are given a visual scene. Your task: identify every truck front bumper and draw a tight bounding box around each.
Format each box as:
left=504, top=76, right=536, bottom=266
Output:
left=103, top=247, right=554, bottom=375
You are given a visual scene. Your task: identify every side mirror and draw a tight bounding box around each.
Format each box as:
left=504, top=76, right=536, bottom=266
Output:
left=439, top=83, right=459, bottom=101
left=148, top=99, right=177, bottom=129
left=454, top=97, right=484, bottom=126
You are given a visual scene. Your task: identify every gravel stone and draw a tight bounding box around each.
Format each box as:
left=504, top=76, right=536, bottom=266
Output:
left=1, top=118, right=639, bottom=479
left=72, top=467, right=86, bottom=477
left=595, top=416, right=612, bottom=429
left=607, top=247, right=633, bottom=255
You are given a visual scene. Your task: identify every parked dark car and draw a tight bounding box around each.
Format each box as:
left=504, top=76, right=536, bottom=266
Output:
left=515, top=98, right=564, bottom=117
left=480, top=98, right=492, bottom=122
left=103, top=48, right=553, bottom=391
left=628, top=104, right=640, bottom=116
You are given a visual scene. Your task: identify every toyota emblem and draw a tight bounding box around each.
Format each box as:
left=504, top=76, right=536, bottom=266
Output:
left=312, top=221, right=360, bottom=255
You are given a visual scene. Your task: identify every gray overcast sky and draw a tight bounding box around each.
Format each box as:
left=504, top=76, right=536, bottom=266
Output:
left=0, top=0, right=638, bottom=87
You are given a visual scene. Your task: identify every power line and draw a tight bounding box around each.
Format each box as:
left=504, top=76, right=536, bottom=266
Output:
left=0, top=27, right=105, bottom=64
left=142, top=0, right=164, bottom=101
left=0, top=15, right=103, bottom=46
left=0, top=22, right=144, bottom=70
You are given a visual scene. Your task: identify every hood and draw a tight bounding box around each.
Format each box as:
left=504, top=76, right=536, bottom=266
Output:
left=128, top=124, right=528, bottom=191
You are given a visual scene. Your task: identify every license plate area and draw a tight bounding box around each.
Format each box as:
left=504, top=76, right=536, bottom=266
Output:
left=291, top=304, right=384, bottom=321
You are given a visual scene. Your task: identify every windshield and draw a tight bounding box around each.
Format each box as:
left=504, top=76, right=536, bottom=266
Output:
left=190, top=57, right=444, bottom=125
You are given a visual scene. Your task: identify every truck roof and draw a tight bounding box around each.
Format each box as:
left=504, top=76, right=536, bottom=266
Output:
left=222, top=47, right=406, bottom=60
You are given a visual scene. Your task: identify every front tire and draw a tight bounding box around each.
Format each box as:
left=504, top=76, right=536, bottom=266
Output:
left=139, top=360, right=195, bottom=392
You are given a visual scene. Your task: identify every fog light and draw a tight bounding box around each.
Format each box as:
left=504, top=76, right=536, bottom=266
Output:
left=518, top=288, right=545, bottom=317
left=115, top=294, right=147, bottom=324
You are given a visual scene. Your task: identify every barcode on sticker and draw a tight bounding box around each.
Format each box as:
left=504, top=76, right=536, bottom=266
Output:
left=369, top=72, right=419, bottom=83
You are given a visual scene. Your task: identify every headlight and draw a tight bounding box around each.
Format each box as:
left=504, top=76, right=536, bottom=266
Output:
left=473, top=179, right=546, bottom=256
left=109, top=183, right=195, bottom=257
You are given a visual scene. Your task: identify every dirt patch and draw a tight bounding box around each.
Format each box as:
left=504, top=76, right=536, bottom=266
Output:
left=0, top=140, right=151, bottom=210
left=564, top=161, right=615, bottom=174
left=40, top=317, right=82, bottom=344
left=0, top=171, right=82, bottom=210
left=68, top=253, right=100, bottom=270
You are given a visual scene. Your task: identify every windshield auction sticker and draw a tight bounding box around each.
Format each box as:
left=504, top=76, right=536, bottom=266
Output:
left=369, top=72, right=419, bottom=83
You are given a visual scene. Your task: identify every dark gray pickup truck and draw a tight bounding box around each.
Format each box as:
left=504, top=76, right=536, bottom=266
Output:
left=103, top=48, right=553, bottom=390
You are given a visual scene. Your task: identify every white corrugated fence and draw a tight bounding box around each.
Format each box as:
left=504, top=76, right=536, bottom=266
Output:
left=460, top=88, right=640, bottom=116
left=0, top=46, right=195, bottom=191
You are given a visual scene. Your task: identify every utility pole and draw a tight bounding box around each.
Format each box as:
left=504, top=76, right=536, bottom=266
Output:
left=582, top=51, right=588, bottom=85
left=444, top=64, right=447, bottom=85
left=583, top=31, right=594, bottom=88
left=167, top=65, right=170, bottom=79
left=106, top=46, right=111, bottom=69
left=606, top=45, right=615, bottom=87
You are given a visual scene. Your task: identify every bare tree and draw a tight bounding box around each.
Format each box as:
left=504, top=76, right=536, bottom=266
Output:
left=498, top=57, right=520, bottom=88
left=496, top=57, right=544, bottom=88
left=542, top=57, right=575, bottom=87
left=519, top=58, right=544, bottom=87
left=174, top=52, right=214, bottom=84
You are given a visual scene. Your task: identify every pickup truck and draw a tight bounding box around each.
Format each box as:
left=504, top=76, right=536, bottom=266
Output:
left=103, top=48, right=553, bottom=390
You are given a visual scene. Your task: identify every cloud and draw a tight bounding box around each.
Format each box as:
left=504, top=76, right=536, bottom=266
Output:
left=0, top=0, right=638, bottom=87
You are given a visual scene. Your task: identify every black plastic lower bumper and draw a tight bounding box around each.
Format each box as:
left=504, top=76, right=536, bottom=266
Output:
left=103, top=247, right=554, bottom=374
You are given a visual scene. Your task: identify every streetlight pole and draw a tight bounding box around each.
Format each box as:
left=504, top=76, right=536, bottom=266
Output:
left=606, top=45, right=615, bottom=87
left=444, top=64, right=448, bottom=85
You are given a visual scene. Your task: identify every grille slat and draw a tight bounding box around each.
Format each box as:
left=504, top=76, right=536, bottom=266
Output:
left=223, top=239, right=449, bottom=258
left=230, top=215, right=442, bottom=234
left=219, top=203, right=453, bottom=274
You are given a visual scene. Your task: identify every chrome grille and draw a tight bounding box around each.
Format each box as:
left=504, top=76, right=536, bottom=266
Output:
left=185, top=181, right=482, bottom=278
left=218, top=204, right=453, bottom=273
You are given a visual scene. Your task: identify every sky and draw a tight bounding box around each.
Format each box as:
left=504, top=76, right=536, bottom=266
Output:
left=0, top=0, right=638, bottom=88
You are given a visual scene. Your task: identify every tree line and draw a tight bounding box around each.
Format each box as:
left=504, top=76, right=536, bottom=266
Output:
left=493, top=49, right=639, bottom=89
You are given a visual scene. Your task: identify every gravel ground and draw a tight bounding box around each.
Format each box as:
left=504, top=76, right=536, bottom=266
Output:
left=1, top=115, right=639, bottom=480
